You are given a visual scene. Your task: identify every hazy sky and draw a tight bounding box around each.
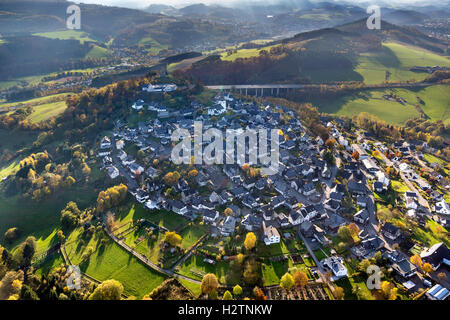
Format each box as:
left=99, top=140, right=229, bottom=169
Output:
left=74, top=0, right=434, bottom=9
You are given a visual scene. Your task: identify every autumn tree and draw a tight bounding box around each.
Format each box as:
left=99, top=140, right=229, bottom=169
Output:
left=224, top=208, right=233, bottom=216
left=253, top=286, right=267, bottom=300
left=244, top=232, right=257, bottom=251
left=333, top=286, right=345, bottom=300
left=89, top=279, right=124, bottom=300
left=352, top=151, right=360, bottom=160
left=380, top=281, right=398, bottom=300
left=163, top=171, right=181, bottom=185
left=410, top=254, right=423, bottom=269
left=188, top=169, right=198, bottom=177
left=223, top=290, right=233, bottom=300
left=163, top=231, right=182, bottom=247
left=422, top=263, right=433, bottom=274
left=233, top=285, right=243, bottom=296
left=201, top=273, right=219, bottom=297
left=437, top=272, right=447, bottom=282
left=293, top=270, right=308, bottom=289
left=280, top=273, right=294, bottom=291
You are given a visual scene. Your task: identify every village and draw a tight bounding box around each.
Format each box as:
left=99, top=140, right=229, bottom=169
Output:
left=95, top=85, right=449, bottom=301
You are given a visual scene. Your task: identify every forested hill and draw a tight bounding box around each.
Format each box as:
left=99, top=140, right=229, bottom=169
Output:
left=175, top=20, right=450, bottom=85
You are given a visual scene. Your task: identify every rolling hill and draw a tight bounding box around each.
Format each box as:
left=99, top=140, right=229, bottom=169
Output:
left=177, top=19, right=449, bottom=85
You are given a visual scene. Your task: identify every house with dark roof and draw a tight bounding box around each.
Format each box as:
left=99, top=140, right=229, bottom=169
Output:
left=241, top=214, right=262, bottom=231
left=348, top=180, right=367, bottom=195
left=420, top=242, right=450, bottom=271
left=382, top=222, right=401, bottom=241
left=354, top=209, right=370, bottom=224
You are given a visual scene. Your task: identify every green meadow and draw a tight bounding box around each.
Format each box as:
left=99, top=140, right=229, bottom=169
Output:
left=28, top=101, right=68, bottom=123
left=33, top=30, right=97, bottom=44
left=65, top=228, right=166, bottom=298
left=355, top=42, right=450, bottom=84
left=311, top=84, right=450, bottom=125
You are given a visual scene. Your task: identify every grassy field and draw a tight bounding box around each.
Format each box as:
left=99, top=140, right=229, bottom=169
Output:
left=0, top=93, right=70, bottom=109
left=311, top=89, right=421, bottom=125
left=139, top=37, right=168, bottom=56
left=117, top=203, right=188, bottom=231
left=0, top=160, right=20, bottom=180
left=389, top=85, right=450, bottom=123
left=355, top=42, right=450, bottom=84
left=33, top=30, right=97, bottom=44
left=310, top=84, right=450, bottom=125
left=66, top=228, right=166, bottom=298
left=177, top=254, right=236, bottom=284
left=28, top=101, right=68, bottom=122
left=220, top=44, right=280, bottom=62
left=0, top=186, right=98, bottom=251
left=391, top=180, right=410, bottom=193
left=85, top=45, right=112, bottom=58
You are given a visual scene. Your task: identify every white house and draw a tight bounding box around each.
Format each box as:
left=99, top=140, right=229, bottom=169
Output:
left=100, top=136, right=111, bottom=149
left=262, top=221, right=280, bottom=245
left=131, top=99, right=144, bottom=111
left=106, top=166, right=120, bottom=179
left=321, top=256, right=348, bottom=280
left=116, top=139, right=125, bottom=150
left=435, top=200, right=450, bottom=215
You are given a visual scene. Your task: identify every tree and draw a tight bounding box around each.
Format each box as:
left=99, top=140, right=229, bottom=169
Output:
left=244, top=232, right=257, bottom=251
left=422, top=263, right=433, bottom=274
left=380, top=281, right=397, bottom=300
left=89, top=279, right=124, bottom=300
left=347, top=223, right=360, bottom=237
left=337, top=225, right=353, bottom=243
left=60, top=201, right=81, bottom=229
left=410, top=254, right=423, bottom=268
left=293, top=270, right=308, bottom=289
left=4, top=227, right=19, bottom=243
left=333, top=286, right=345, bottom=300
left=201, top=274, right=219, bottom=296
left=20, top=285, right=39, bottom=300
left=16, top=236, right=37, bottom=267
left=253, top=286, right=266, bottom=300
left=188, top=169, right=198, bottom=177
left=352, top=150, right=360, bottom=160
left=280, top=272, right=294, bottom=291
left=233, top=285, right=243, bottom=296
left=223, top=290, right=233, bottom=300
left=163, top=231, right=182, bottom=247
left=437, top=272, right=447, bottom=282
left=325, top=138, right=336, bottom=149
left=224, top=208, right=233, bottom=216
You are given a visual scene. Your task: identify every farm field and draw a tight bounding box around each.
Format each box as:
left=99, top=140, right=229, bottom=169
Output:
left=0, top=93, right=70, bottom=109
left=355, top=42, right=450, bottom=84
left=220, top=44, right=281, bottom=62
left=28, top=101, right=68, bottom=122
left=85, top=45, right=112, bottom=58
left=33, top=30, right=97, bottom=44
left=311, top=90, right=420, bottom=125
left=0, top=187, right=98, bottom=250
left=117, top=203, right=188, bottom=231
left=310, top=84, right=450, bottom=125
left=65, top=228, right=166, bottom=298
